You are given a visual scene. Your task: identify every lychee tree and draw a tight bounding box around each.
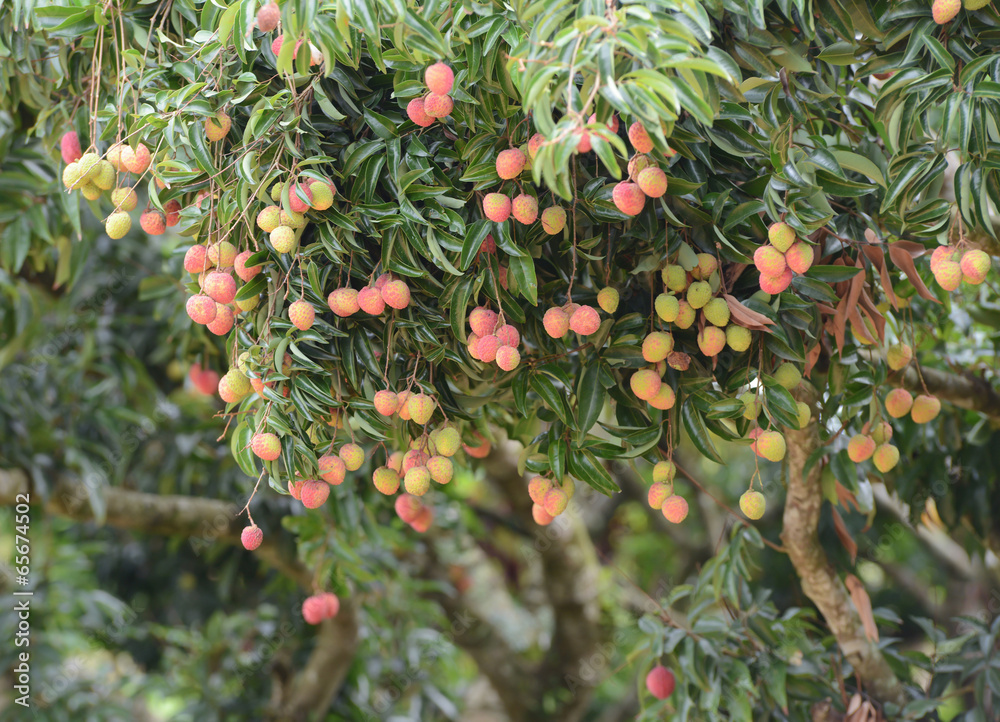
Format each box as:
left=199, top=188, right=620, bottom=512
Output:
left=6, top=0, right=1000, bottom=719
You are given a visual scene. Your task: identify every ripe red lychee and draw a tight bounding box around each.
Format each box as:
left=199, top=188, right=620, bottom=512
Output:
left=463, top=432, right=491, bottom=458
left=759, top=269, right=793, bottom=294
left=256, top=2, right=279, bottom=31
left=302, top=593, right=339, bottom=624
left=121, top=143, right=151, bottom=174
left=630, top=369, right=662, bottom=401
left=645, top=665, right=676, bottom=700
left=372, top=467, right=400, bottom=495
left=395, top=494, right=423, bottom=524
left=300, top=480, right=330, bottom=508
left=542, top=488, right=568, bottom=516
left=496, top=346, right=520, bottom=371
left=647, top=483, right=670, bottom=510
left=739, top=490, right=766, bottom=520
left=960, top=249, right=990, bottom=285
left=785, top=241, right=814, bottom=274
left=396, top=391, right=412, bottom=421
left=661, top=495, right=688, bottom=523
left=402, top=449, right=429, bottom=473
left=612, top=181, right=645, bottom=216
left=527, top=133, right=545, bottom=158
left=512, top=194, right=538, bottom=224
left=575, top=129, right=592, bottom=154
left=60, top=131, right=82, bottom=163
left=543, top=307, right=570, bottom=338
left=406, top=97, right=435, bottom=127
left=910, top=394, right=941, bottom=423
left=328, top=287, right=360, bottom=316
left=410, top=506, right=433, bottom=532
left=204, top=271, right=237, bottom=304
left=697, top=326, right=726, bottom=356
left=373, top=390, right=399, bottom=416
left=642, top=332, right=673, bottom=363
left=628, top=122, right=654, bottom=153
left=289, top=300, right=315, bottom=330
left=425, top=62, right=454, bottom=94
left=476, top=334, right=500, bottom=363
left=847, top=434, right=876, bottom=462
left=483, top=193, right=512, bottom=222
left=496, top=148, right=526, bottom=179
left=352, top=286, right=381, bottom=315
left=932, top=0, right=961, bottom=24
left=234, top=251, right=262, bottom=282
left=885, top=388, right=913, bottom=418
left=381, top=279, right=411, bottom=309
left=189, top=364, right=219, bottom=396
left=186, top=295, right=217, bottom=324
left=184, top=245, right=211, bottom=274
left=207, top=303, right=235, bottom=335
left=251, top=432, right=281, bottom=460
left=164, top=200, right=181, bottom=227
left=569, top=305, right=601, bottom=335
left=754, top=245, right=786, bottom=277
left=423, top=92, right=453, bottom=118
left=541, top=206, right=567, bottom=234
left=318, top=454, right=347, bottom=485
left=241, top=524, right=263, bottom=551
left=636, top=167, right=667, bottom=197
left=289, top=182, right=313, bottom=213
left=495, top=324, right=519, bottom=347
left=469, top=307, right=498, bottom=337
left=532, top=504, right=554, bottom=526
left=528, top=476, right=552, bottom=505
left=753, top=430, right=786, bottom=462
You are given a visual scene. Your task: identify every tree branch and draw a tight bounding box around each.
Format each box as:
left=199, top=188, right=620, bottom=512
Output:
left=780, top=389, right=907, bottom=708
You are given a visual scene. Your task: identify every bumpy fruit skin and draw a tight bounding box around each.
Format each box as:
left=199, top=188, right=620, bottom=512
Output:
left=590, top=287, right=619, bottom=317
left=692, top=253, right=719, bottom=280
left=652, top=460, right=676, bottom=483
left=703, top=297, right=730, bottom=327
left=495, top=324, right=519, bottom=347
left=674, top=299, right=696, bottom=329
left=372, top=467, right=401, bottom=495
left=642, top=332, right=674, bottom=363
left=932, top=0, right=961, bottom=23
left=911, top=394, right=941, bottom=423
left=270, top=225, right=296, bottom=253
left=356, top=286, right=385, bottom=315
left=430, top=427, right=461, bottom=457
left=648, top=383, right=676, bottom=410
left=628, top=122, right=654, bottom=153
left=234, top=251, right=261, bottom=282
left=496, top=346, right=520, bottom=371
left=186, top=295, right=218, bottom=324
left=204, top=271, right=237, bottom=304
left=137, top=210, right=165, bottom=235
left=512, top=194, right=539, bottom=224
left=279, top=208, right=306, bottom=228
left=686, top=281, right=712, bottom=309
left=740, top=490, right=766, bottom=520
left=965, top=0, right=991, bottom=8
left=404, top=466, right=431, bottom=496
left=496, top=148, right=526, bottom=179
left=289, top=182, right=313, bottom=213
left=407, top=393, right=436, bottom=425
left=885, top=343, right=912, bottom=371
left=381, top=279, right=411, bottom=309
left=527, top=133, right=545, bottom=158
left=759, top=269, right=793, bottom=295
left=628, top=154, right=652, bottom=180
left=92, top=161, right=115, bottom=190
left=62, top=162, right=85, bottom=189
left=739, top=392, right=760, bottom=420
left=164, top=200, right=181, bottom=226
left=541, top=206, right=567, bottom=234
left=80, top=183, right=101, bottom=200
left=873, top=444, right=900, bottom=473
left=662, top=264, right=688, bottom=292
left=754, top=245, right=786, bottom=277
left=207, top=304, right=235, bottom=335
left=251, top=432, right=281, bottom=461
left=111, top=187, right=138, bottom=211
left=256, top=2, right=279, bottom=31
left=795, top=401, right=811, bottom=429
left=208, top=240, right=237, bottom=267
left=885, top=388, right=914, bottom=418
left=477, top=335, right=500, bottom=363
left=318, top=454, right=347, bottom=485
left=569, top=305, right=601, bottom=335
left=960, top=249, right=990, bottom=284
left=256, top=205, right=281, bottom=233
left=654, top=293, right=679, bottom=323
left=241, top=524, right=263, bottom=550
left=289, top=300, right=315, bottom=330
left=483, top=193, right=512, bottom=222
left=423, top=92, right=454, bottom=118
left=647, top=482, right=670, bottom=509
left=933, top=260, right=963, bottom=291
left=328, top=287, right=360, bottom=316
left=105, top=212, right=132, bottom=239
left=373, top=390, right=399, bottom=416
left=768, top=222, right=796, bottom=252
left=528, top=476, right=553, bottom=505
left=543, top=307, right=570, bottom=338
left=406, top=97, right=435, bottom=127
left=542, top=488, right=569, bottom=516
left=785, top=241, right=814, bottom=274
left=612, top=181, right=645, bottom=216
left=697, top=326, right=726, bottom=356
left=726, top=325, right=752, bottom=352
left=60, top=131, right=82, bottom=164
left=469, top=307, right=498, bottom=336
left=848, top=434, right=876, bottom=462
left=427, top=455, right=453, bottom=484
left=661, top=495, right=689, bottom=523
left=425, top=61, right=455, bottom=94
left=630, top=369, right=662, bottom=401
left=773, top=362, right=802, bottom=390
left=646, top=666, right=676, bottom=700
left=754, top=431, right=786, bottom=462
left=205, top=111, right=231, bottom=141
left=121, top=143, right=151, bottom=174
left=636, top=167, right=667, bottom=197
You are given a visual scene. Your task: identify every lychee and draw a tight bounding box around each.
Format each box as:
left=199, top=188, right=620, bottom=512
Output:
left=256, top=2, right=279, bottom=31
left=496, top=346, right=520, bottom=371
left=496, top=148, right=526, bottom=179
left=91, top=161, right=115, bottom=190
left=395, top=494, right=423, bottom=524
left=407, top=393, right=436, bottom=425
left=647, top=483, right=670, bottom=509
left=661, top=495, right=688, bottom=523
left=796, top=401, right=811, bottom=429
left=469, top=307, right=498, bottom=337
left=121, top=143, right=151, bottom=174
left=205, top=111, right=231, bottom=142
left=597, top=287, right=619, bottom=314
left=512, top=194, right=538, bottom=225
left=328, top=287, right=360, bottom=316
left=652, top=460, right=677, bottom=483
left=960, top=249, right=990, bottom=284
left=204, top=271, right=237, bottom=304
left=541, top=206, right=567, bottom=234
left=308, top=181, right=335, bottom=210
left=475, top=335, right=500, bottom=363
left=543, top=307, right=570, bottom=338
left=703, top=297, right=730, bottom=327
left=739, top=490, right=766, bottom=520
left=136, top=210, right=165, bottom=236
left=279, top=208, right=305, bottom=228
left=407, top=97, right=435, bottom=127
left=630, top=370, right=662, bottom=401
left=612, top=181, right=645, bottom=216
left=60, top=131, right=82, bottom=163
left=77, top=152, right=100, bottom=179
left=184, top=246, right=212, bottom=276
left=569, top=305, right=601, bottom=335
left=754, top=430, right=786, bottom=462
left=430, top=427, right=460, bottom=457
left=251, top=432, right=281, bottom=460
left=754, top=245, right=786, bottom=277
left=404, top=466, right=431, bottom=496
left=382, top=279, right=411, bottom=309
left=463, top=432, right=491, bottom=458
left=289, top=182, right=313, bottom=213
left=686, top=281, right=712, bottom=309
left=373, top=390, right=399, bottom=416
left=208, top=241, right=237, bottom=267
left=648, top=383, right=676, bottom=410
left=768, top=222, right=796, bottom=252
left=110, top=187, right=138, bottom=212
left=425, top=62, right=454, bottom=94
left=207, top=304, right=235, bottom=335
left=628, top=122, right=654, bottom=153
left=289, top=300, right=315, bottom=330
left=302, top=593, right=339, bottom=624
left=655, top=293, right=679, bottom=322
left=726, top=325, right=752, bottom=352
left=759, top=269, right=793, bottom=294
left=165, top=200, right=181, bottom=226
left=396, top=391, right=412, bottom=421
left=697, top=326, right=726, bottom=356
left=847, top=434, right=876, bottom=462
left=643, top=332, right=674, bottom=363
left=241, top=524, right=263, bottom=550
left=427, top=455, right=453, bottom=484
left=532, top=504, right=555, bottom=526
left=636, top=167, right=667, bottom=197
left=691, top=253, right=719, bottom=280
left=773, top=362, right=801, bottom=390
left=373, top=467, right=400, bottom=495
left=318, top=454, right=347, bottom=485
left=933, top=260, right=963, bottom=291
left=873, top=443, right=900, bottom=473
left=105, top=212, right=131, bottom=239
left=662, top=264, right=688, bottom=293
left=270, top=225, right=296, bottom=254
left=785, top=242, right=814, bottom=274
left=423, top=92, right=453, bottom=118
left=674, top=299, right=696, bottom=329
left=186, top=295, right=217, bottom=324
left=886, top=343, right=912, bottom=370
left=871, top=421, right=893, bottom=445
left=528, top=476, right=552, bottom=504
left=885, top=388, right=913, bottom=418
left=910, top=394, right=941, bottom=423
left=495, top=324, right=519, bottom=347
left=932, top=0, right=961, bottom=23
left=234, top=251, right=262, bottom=282
left=739, top=392, right=761, bottom=420
left=542, top=488, right=568, bottom=516
left=62, top=162, right=85, bottom=190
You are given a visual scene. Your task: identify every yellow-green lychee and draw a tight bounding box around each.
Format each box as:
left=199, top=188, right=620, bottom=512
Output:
left=105, top=212, right=131, bottom=239
left=686, top=281, right=712, bottom=310
left=597, top=287, right=619, bottom=314
left=885, top=388, right=913, bottom=418
left=652, top=460, right=676, bottom=483
left=795, top=401, right=811, bottom=429
left=642, top=332, right=674, bottom=363
left=81, top=183, right=102, bottom=200
left=847, top=434, right=876, bottom=462
left=886, top=343, right=912, bottom=371
left=754, top=430, right=786, bottom=462
left=739, top=490, right=766, bottom=520
left=910, top=394, right=941, bottom=424
left=111, top=187, right=138, bottom=211
left=92, top=161, right=115, bottom=190
left=773, top=362, right=801, bottom=390
left=703, top=297, right=730, bottom=327
left=871, top=421, right=893, bottom=445
left=768, top=222, right=796, bottom=252
left=661, top=265, right=688, bottom=293
left=739, top=391, right=760, bottom=420
left=873, top=443, right=900, bottom=473
left=655, top=293, right=679, bottom=323
left=726, top=325, right=752, bottom=352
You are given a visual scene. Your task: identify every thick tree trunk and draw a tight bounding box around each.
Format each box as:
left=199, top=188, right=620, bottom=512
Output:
left=780, top=390, right=907, bottom=708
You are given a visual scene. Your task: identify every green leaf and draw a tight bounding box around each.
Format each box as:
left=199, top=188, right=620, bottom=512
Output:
left=576, top=363, right=604, bottom=443
left=681, top=400, right=723, bottom=464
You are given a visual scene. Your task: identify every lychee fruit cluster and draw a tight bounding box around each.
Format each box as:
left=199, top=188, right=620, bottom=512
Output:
left=608, top=122, right=674, bottom=216
left=752, top=222, right=814, bottom=294
left=466, top=306, right=521, bottom=370
left=847, top=421, right=898, bottom=473
left=527, top=475, right=574, bottom=526
left=328, top=273, right=411, bottom=318
left=395, top=494, right=433, bottom=532
left=302, top=592, right=340, bottom=625
left=407, top=61, right=455, bottom=126
left=188, top=363, right=220, bottom=396
left=930, top=246, right=990, bottom=290
left=543, top=301, right=603, bottom=339
left=644, top=460, right=688, bottom=523
left=884, top=388, right=941, bottom=424
left=258, top=173, right=338, bottom=256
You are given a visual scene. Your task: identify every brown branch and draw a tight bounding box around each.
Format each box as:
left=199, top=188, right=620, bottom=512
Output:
left=780, top=389, right=907, bottom=708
